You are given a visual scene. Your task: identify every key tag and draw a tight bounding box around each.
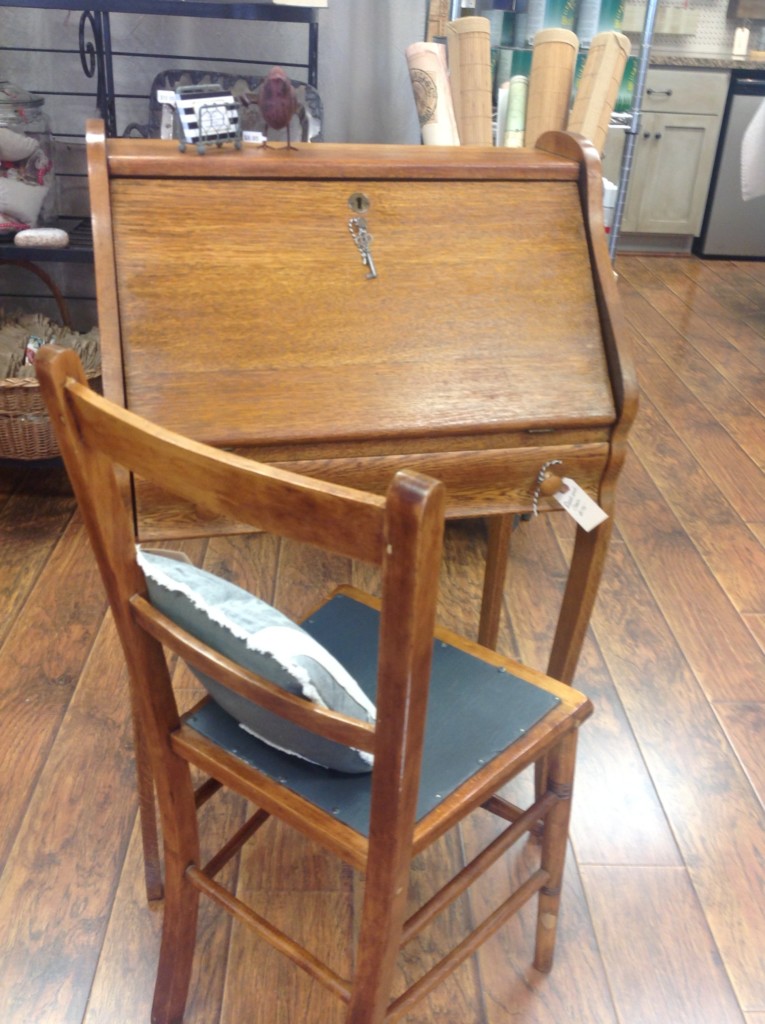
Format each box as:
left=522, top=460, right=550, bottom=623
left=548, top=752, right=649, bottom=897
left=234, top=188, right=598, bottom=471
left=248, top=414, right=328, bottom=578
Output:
left=532, top=461, right=608, bottom=533
left=553, top=477, right=608, bottom=532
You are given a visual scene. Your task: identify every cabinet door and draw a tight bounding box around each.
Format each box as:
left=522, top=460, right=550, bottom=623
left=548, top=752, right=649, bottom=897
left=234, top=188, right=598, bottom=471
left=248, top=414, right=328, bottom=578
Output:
left=622, top=111, right=722, bottom=234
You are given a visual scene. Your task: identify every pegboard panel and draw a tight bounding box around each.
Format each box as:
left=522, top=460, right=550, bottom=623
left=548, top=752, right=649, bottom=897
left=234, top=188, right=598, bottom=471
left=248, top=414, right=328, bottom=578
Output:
left=622, top=0, right=736, bottom=57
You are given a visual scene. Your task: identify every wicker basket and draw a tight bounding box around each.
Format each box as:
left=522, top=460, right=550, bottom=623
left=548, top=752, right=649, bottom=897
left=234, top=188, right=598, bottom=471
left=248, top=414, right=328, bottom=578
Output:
left=0, top=258, right=100, bottom=459
left=0, top=365, right=101, bottom=461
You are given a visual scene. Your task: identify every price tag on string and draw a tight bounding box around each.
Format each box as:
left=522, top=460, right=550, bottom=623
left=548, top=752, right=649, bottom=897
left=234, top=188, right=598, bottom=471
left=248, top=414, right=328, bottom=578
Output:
left=552, top=478, right=608, bottom=532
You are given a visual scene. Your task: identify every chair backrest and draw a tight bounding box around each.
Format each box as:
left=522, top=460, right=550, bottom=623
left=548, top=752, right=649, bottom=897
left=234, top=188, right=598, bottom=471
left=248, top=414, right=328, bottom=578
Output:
left=35, top=344, right=446, bottom=852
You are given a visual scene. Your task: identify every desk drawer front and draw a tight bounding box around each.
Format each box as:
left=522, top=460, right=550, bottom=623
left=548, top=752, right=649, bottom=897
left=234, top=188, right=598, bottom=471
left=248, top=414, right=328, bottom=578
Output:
left=280, top=443, right=610, bottom=517
left=134, top=442, right=610, bottom=540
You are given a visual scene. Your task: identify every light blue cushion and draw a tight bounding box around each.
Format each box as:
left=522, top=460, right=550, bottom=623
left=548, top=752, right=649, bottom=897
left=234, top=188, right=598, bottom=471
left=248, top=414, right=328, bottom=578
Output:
left=137, top=549, right=375, bottom=773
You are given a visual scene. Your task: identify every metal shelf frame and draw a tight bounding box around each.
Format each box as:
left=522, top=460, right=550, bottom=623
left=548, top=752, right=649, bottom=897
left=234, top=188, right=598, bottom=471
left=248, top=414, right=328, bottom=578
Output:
left=0, top=1, right=319, bottom=262
left=1, top=1, right=318, bottom=136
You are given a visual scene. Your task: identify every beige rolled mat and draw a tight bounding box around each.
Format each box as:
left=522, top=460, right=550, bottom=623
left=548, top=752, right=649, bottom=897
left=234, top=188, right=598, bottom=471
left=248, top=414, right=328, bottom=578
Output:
left=426, top=0, right=450, bottom=41
left=568, top=31, right=631, bottom=154
left=406, top=41, right=461, bottom=145
left=446, top=16, right=493, bottom=146
left=524, top=28, right=579, bottom=149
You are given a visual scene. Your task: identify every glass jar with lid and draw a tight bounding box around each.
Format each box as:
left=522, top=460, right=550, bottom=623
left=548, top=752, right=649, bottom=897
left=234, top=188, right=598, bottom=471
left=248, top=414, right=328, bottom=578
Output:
left=0, top=79, right=56, bottom=234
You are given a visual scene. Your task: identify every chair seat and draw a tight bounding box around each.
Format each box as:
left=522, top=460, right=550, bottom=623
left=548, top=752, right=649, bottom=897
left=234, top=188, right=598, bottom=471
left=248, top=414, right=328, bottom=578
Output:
left=185, top=591, right=560, bottom=837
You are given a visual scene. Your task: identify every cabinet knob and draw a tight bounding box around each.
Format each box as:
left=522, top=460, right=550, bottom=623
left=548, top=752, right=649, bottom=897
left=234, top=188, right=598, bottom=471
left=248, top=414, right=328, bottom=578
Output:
left=643, top=131, right=651, bottom=138
left=654, top=132, right=662, bottom=140
left=646, top=87, right=672, bottom=96
left=538, top=471, right=564, bottom=497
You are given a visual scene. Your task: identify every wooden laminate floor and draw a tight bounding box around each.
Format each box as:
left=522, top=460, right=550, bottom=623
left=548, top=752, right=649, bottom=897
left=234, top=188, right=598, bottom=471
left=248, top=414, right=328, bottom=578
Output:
left=0, top=254, right=763, bottom=1023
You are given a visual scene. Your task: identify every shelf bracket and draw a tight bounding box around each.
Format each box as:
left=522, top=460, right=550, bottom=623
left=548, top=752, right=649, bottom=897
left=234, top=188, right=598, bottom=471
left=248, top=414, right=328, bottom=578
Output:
left=79, top=9, right=117, bottom=136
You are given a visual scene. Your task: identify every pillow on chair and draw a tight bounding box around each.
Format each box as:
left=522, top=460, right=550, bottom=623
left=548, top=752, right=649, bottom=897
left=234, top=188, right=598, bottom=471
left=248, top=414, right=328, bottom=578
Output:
left=137, top=549, right=375, bottom=773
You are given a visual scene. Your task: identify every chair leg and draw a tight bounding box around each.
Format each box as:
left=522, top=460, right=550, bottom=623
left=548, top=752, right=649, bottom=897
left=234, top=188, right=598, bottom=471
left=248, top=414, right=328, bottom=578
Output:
left=345, top=901, right=405, bottom=1024
left=151, top=850, right=200, bottom=1024
left=533, top=729, right=579, bottom=973
left=346, top=846, right=414, bottom=1024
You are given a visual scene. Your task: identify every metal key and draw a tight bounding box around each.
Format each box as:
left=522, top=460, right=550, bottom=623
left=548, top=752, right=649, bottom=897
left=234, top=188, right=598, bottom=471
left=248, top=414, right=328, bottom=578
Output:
left=363, top=248, right=377, bottom=280
left=348, top=217, right=377, bottom=280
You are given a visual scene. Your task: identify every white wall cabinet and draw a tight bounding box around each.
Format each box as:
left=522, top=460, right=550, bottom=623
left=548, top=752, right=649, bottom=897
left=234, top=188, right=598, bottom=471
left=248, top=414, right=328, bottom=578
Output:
left=603, top=68, right=729, bottom=239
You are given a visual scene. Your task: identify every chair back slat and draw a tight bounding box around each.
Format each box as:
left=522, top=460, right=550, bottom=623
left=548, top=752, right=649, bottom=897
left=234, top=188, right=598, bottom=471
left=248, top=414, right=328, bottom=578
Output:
left=130, top=594, right=376, bottom=753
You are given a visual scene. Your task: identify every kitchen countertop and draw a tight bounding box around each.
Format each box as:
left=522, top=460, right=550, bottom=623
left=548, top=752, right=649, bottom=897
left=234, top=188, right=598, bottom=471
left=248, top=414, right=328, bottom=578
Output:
left=650, top=54, right=765, bottom=69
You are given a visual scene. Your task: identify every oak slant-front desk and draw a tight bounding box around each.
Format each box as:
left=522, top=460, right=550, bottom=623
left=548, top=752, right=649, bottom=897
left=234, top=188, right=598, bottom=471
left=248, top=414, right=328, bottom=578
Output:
left=86, top=121, right=637, bottom=682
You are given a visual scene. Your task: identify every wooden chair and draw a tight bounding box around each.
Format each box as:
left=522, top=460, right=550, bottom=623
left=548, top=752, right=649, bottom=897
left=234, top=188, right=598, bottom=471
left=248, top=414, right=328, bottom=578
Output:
left=37, top=344, right=593, bottom=1024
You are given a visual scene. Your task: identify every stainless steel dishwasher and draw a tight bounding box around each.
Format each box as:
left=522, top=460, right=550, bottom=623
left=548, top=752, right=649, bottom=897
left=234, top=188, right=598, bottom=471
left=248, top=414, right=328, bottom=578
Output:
left=696, top=68, right=765, bottom=259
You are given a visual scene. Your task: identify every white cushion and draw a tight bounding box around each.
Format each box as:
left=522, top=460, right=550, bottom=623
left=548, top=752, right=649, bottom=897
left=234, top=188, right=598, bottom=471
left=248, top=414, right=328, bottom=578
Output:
left=137, top=549, right=375, bottom=773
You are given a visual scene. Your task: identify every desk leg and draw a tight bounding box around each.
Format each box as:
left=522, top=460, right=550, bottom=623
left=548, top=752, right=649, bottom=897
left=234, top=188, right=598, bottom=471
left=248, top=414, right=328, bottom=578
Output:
left=546, top=517, right=613, bottom=685
left=478, top=514, right=514, bottom=649
left=532, top=517, right=613, bottom=820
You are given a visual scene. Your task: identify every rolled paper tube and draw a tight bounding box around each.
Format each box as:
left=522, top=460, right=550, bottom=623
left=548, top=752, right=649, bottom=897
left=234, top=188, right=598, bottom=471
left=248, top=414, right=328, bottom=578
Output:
left=446, top=16, right=493, bottom=146
left=496, top=81, right=510, bottom=146
left=495, top=43, right=513, bottom=87
left=568, top=31, right=630, bottom=154
left=521, top=0, right=546, bottom=46
left=503, top=74, right=528, bottom=147
left=575, top=0, right=603, bottom=47
left=524, top=27, right=579, bottom=149
left=405, top=42, right=460, bottom=146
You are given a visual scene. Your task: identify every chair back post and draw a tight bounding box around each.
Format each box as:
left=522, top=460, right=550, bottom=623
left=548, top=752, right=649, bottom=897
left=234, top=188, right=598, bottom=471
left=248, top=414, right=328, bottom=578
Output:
left=34, top=346, right=200, bottom=860
left=349, top=469, right=445, bottom=1023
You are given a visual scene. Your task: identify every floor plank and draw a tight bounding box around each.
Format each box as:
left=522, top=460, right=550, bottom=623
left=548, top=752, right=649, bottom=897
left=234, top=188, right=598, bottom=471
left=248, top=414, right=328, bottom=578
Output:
left=581, top=865, right=745, bottom=1024
left=81, top=820, right=163, bottom=1024
left=743, top=613, right=765, bottom=654
left=220, top=892, right=351, bottom=1024
left=618, top=267, right=765, bottom=448
left=0, top=515, right=108, bottom=869
left=701, top=259, right=765, bottom=312
left=467, top=836, right=619, bottom=1023
left=0, top=615, right=138, bottom=1024
left=620, top=257, right=765, bottom=370
left=714, top=702, right=765, bottom=810
left=614, top=448, right=765, bottom=702
left=505, top=515, right=681, bottom=867
left=391, top=835, right=486, bottom=1024
left=85, top=653, right=248, bottom=1024
left=589, top=530, right=765, bottom=1010
left=0, top=481, right=75, bottom=646
left=627, top=329, right=765, bottom=520
left=660, top=256, right=762, bottom=318
left=627, top=392, right=765, bottom=615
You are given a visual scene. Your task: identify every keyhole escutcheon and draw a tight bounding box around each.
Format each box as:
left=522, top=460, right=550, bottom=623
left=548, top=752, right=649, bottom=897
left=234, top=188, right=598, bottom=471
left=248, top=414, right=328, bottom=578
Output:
left=348, top=192, right=370, bottom=214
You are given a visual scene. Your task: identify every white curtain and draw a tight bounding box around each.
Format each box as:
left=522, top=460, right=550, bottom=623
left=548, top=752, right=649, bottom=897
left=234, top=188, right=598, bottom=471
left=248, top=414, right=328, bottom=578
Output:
left=318, top=0, right=428, bottom=144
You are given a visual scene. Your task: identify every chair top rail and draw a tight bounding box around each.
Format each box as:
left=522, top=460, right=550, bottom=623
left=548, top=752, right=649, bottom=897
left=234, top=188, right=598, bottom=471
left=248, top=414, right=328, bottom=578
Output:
left=64, top=375, right=387, bottom=564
